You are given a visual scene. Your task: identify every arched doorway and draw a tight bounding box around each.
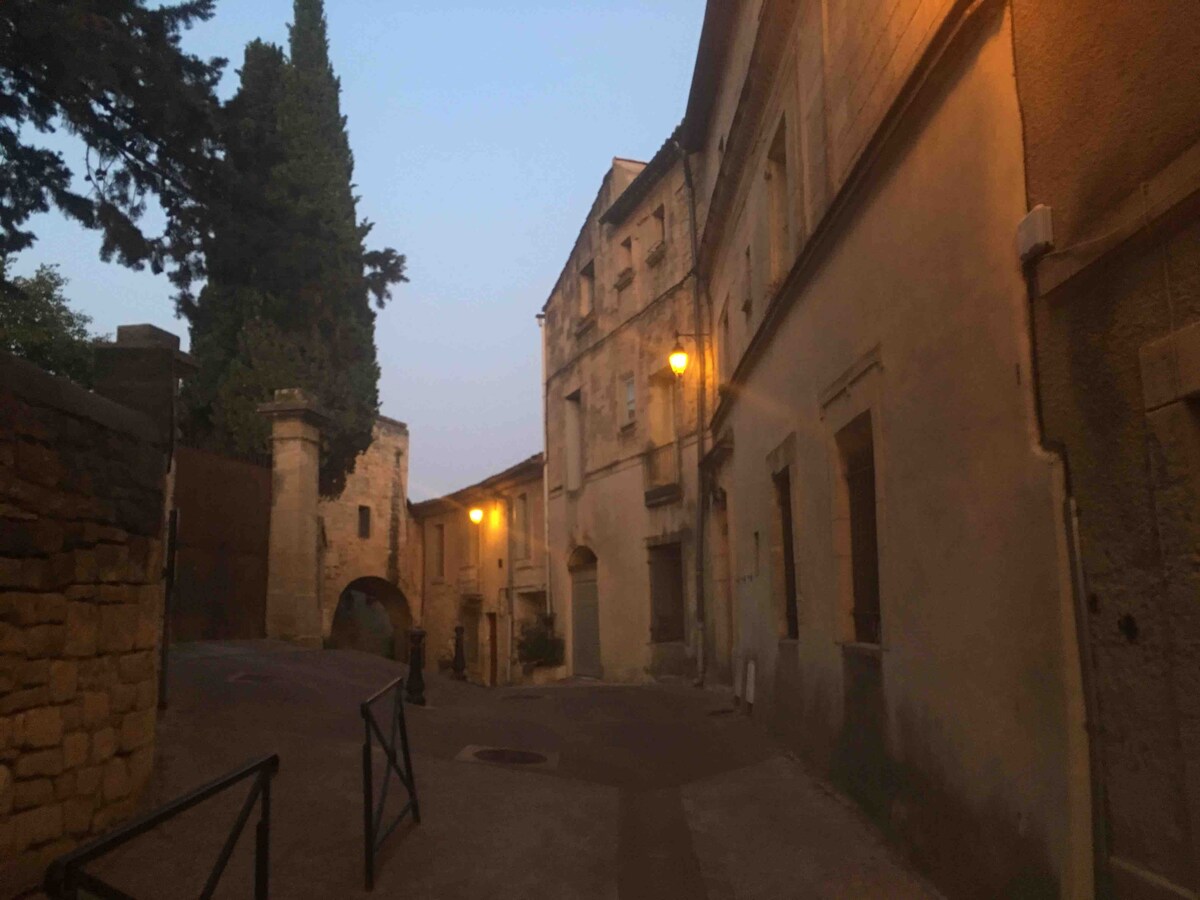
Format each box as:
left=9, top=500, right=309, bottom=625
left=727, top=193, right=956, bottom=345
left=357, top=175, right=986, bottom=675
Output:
left=329, top=577, right=413, bottom=662
left=568, top=546, right=601, bottom=678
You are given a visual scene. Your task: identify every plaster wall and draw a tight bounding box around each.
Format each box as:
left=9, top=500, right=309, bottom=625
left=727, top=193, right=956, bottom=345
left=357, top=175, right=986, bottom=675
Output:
left=1014, top=1, right=1200, bottom=892
left=704, top=4, right=1089, bottom=895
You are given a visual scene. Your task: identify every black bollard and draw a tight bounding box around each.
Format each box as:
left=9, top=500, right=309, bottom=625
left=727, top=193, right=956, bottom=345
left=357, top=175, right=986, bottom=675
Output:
left=451, top=625, right=467, bottom=681
left=406, top=628, right=427, bottom=706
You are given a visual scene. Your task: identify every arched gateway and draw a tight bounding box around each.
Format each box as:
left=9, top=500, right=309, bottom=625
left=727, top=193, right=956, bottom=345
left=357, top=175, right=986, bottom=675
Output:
left=329, top=576, right=413, bottom=662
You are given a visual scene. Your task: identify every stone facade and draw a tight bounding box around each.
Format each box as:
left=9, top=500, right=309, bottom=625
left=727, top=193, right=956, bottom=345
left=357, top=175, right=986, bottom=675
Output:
left=318, top=416, right=419, bottom=647
left=0, top=349, right=170, bottom=893
left=412, top=455, right=546, bottom=686
left=1013, top=1, right=1200, bottom=895
left=541, top=148, right=704, bottom=684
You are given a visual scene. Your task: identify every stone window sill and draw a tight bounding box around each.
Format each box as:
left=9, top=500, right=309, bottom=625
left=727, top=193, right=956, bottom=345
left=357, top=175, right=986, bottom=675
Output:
left=839, top=641, right=885, bottom=658
left=575, top=313, right=596, bottom=338
left=645, top=241, right=666, bottom=268
left=614, top=268, right=635, bottom=291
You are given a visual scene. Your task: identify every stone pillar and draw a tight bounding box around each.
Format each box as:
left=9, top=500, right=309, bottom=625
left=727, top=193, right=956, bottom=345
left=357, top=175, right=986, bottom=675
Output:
left=259, top=389, right=329, bottom=647
left=93, top=324, right=197, bottom=445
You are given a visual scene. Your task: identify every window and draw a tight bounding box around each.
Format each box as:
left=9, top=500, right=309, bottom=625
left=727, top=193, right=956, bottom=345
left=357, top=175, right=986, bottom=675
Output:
left=579, top=261, right=595, bottom=318
left=431, top=523, right=445, bottom=580
left=565, top=390, right=584, bottom=491
left=741, top=246, right=753, bottom=323
left=773, top=467, right=799, bottom=638
left=468, top=514, right=480, bottom=565
left=649, top=543, right=685, bottom=643
left=357, top=505, right=371, bottom=539
left=652, top=205, right=665, bottom=246
left=622, top=374, right=636, bottom=425
left=615, top=238, right=634, bottom=291
left=837, top=412, right=880, bottom=644
left=515, top=493, right=530, bottom=560
left=767, top=118, right=790, bottom=286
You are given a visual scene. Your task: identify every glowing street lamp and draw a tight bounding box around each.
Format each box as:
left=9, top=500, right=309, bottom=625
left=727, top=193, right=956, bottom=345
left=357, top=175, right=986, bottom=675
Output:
left=468, top=507, right=484, bottom=525
left=669, top=340, right=689, bottom=376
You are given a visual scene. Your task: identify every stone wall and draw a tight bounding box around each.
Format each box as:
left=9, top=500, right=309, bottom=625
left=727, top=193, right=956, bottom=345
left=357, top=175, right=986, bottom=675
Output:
left=0, top=351, right=167, bottom=893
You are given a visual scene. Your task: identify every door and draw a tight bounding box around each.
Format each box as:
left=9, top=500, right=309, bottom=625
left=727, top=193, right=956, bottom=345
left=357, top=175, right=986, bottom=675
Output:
left=487, top=612, right=498, bottom=686
left=572, top=563, right=601, bottom=678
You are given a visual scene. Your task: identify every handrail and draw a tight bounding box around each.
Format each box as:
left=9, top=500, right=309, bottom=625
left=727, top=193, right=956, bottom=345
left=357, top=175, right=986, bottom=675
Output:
left=44, top=754, right=279, bottom=900
left=361, top=675, right=420, bottom=891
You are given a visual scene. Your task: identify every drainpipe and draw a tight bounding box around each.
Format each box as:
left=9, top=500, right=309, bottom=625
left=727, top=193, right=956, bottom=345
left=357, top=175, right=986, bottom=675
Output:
left=537, top=312, right=553, bottom=622
left=675, top=140, right=708, bottom=687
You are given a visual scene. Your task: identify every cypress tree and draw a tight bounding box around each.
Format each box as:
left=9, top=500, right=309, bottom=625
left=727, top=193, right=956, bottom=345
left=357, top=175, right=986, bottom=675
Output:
left=183, top=0, right=406, bottom=496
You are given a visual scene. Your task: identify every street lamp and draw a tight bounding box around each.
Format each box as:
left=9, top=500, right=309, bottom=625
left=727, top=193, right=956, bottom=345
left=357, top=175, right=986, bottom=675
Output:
left=669, top=340, right=689, bottom=376
left=468, top=507, right=484, bottom=525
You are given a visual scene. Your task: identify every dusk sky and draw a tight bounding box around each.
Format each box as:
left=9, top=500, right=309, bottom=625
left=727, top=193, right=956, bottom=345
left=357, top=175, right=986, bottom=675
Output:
left=9, top=1, right=704, bottom=500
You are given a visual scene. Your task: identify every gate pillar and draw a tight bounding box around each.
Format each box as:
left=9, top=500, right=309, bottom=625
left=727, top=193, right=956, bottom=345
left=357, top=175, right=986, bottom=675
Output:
left=259, top=389, right=329, bottom=647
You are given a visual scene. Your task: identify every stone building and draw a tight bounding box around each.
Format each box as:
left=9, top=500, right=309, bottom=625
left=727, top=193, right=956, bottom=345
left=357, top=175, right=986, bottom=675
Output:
left=541, top=147, right=704, bottom=683
left=1014, top=1, right=1200, bottom=895
left=320, top=416, right=421, bottom=661
left=411, top=455, right=547, bottom=686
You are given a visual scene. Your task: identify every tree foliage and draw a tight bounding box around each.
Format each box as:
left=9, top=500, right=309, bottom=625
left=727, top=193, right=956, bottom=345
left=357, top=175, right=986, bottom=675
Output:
left=0, top=262, right=102, bottom=385
left=0, top=1, right=225, bottom=296
left=182, top=0, right=407, bottom=496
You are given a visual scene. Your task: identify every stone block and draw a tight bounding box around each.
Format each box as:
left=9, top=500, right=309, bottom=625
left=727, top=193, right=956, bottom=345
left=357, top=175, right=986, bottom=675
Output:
left=11, top=802, right=62, bottom=852
left=54, top=770, right=75, bottom=800
left=75, top=764, right=102, bottom=797
left=92, top=796, right=134, bottom=832
left=111, top=683, right=136, bottom=714
left=15, top=748, right=63, bottom=778
left=13, top=777, right=53, bottom=811
left=134, top=607, right=160, bottom=651
left=99, top=583, right=134, bottom=605
left=127, top=747, right=153, bottom=792
left=0, top=593, right=65, bottom=627
left=64, top=602, right=98, bottom=658
left=0, top=622, right=23, bottom=654
left=22, top=623, right=64, bottom=658
left=119, top=709, right=154, bottom=752
left=0, top=764, right=11, bottom=815
left=73, top=548, right=99, bottom=584
left=118, top=652, right=155, bottom=684
left=48, top=660, right=77, bottom=702
left=19, top=706, right=62, bottom=749
left=0, top=686, right=48, bottom=716
left=62, top=732, right=88, bottom=770
left=63, top=795, right=94, bottom=834
left=19, top=659, right=49, bottom=687
left=0, top=716, right=11, bottom=752
left=134, top=681, right=156, bottom=711
left=81, top=692, right=110, bottom=728
left=90, top=728, right=116, bottom=764
left=15, top=441, right=65, bottom=488
left=0, top=657, right=16, bottom=694
left=95, top=543, right=130, bottom=584
left=97, top=604, right=137, bottom=655
left=0, top=557, right=21, bottom=589
left=77, top=657, right=116, bottom=691
left=101, top=757, right=129, bottom=802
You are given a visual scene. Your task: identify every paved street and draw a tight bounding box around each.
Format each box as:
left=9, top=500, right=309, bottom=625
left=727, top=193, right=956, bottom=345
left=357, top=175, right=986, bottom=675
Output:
left=76, top=642, right=938, bottom=899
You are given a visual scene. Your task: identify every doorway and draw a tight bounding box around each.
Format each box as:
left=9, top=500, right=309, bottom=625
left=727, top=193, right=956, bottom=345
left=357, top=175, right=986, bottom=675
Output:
left=569, top=546, right=601, bottom=678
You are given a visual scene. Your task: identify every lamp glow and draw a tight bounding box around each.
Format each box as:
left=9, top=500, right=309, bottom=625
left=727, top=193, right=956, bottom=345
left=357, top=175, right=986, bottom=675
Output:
left=468, top=507, right=484, bottom=524
left=669, top=341, right=689, bottom=376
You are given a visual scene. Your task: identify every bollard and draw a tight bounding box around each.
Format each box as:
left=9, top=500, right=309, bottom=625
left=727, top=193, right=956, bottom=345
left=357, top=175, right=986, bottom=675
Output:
left=406, top=629, right=427, bottom=706
left=452, top=625, right=467, bottom=681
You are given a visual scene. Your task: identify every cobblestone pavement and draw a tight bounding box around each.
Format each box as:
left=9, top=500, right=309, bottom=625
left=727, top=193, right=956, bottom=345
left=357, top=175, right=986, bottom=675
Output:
left=68, top=642, right=940, bottom=899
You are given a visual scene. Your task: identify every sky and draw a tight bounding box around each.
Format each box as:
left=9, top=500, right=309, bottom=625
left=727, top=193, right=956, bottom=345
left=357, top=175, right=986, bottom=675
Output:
left=9, top=1, right=705, bottom=500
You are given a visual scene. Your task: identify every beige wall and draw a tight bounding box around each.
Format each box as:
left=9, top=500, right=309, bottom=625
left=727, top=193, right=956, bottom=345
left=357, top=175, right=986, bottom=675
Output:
left=543, top=150, right=707, bottom=683
left=693, top=0, right=1089, bottom=895
left=317, top=418, right=418, bottom=637
left=413, top=459, right=546, bottom=686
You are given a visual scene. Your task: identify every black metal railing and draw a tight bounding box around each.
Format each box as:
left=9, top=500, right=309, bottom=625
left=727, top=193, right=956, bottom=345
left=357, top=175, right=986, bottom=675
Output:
left=362, top=676, right=420, bottom=891
left=44, top=753, right=279, bottom=900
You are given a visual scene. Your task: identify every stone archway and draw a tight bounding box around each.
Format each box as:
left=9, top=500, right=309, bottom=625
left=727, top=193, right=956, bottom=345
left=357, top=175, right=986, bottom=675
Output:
left=329, top=576, right=413, bottom=662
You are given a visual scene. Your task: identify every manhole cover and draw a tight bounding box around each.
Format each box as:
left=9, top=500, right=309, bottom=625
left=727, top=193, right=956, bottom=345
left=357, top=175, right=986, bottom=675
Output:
left=501, top=694, right=544, bottom=702
left=707, top=708, right=736, bottom=717
left=473, top=748, right=548, bottom=765
left=228, top=672, right=274, bottom=684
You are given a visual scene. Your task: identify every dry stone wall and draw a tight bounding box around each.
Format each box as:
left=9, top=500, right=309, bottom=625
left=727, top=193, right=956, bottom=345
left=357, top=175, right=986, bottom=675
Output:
left=0, top=352, right=166, bottom=893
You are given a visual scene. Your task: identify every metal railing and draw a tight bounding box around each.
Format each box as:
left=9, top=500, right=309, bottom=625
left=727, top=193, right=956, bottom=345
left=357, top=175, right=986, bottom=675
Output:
left=44, top=754, right=279, bottom=900
left=362, top=676, right=420, bottom=891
